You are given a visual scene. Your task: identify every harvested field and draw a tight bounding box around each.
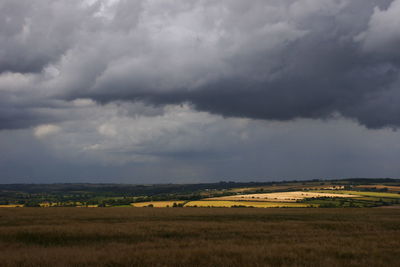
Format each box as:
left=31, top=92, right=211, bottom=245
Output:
left=207, top=191, right=359, bottom=202
left=314, top=190, right=400, bottom=198
left=226, top=182, right=348, bottom=194
left=184, top=200, right=311, bottom=208
left=0, top=208, right=399, bottom=266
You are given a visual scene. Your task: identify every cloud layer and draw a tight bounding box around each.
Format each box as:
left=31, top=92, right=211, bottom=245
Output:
left=1, top=0, right=400, bottom=182
left=1, top=0, right=400, bottom=130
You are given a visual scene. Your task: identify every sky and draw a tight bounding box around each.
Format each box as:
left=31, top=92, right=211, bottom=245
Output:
left=1, top=0, right=400, bottom=183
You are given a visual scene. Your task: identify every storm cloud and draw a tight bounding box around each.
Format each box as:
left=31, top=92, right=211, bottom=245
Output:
left=1, top=0, right=400, bottom=182
left=0, top=0, right=399, bottom=129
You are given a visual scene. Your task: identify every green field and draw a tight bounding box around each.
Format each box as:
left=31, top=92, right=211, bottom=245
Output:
left=0, top=208, right=399, bottom=266
left=131, top=201, right=186, bottom=207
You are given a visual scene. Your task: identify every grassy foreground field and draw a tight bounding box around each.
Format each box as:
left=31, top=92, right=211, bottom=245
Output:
left=0, top=208, right=399, bottom=266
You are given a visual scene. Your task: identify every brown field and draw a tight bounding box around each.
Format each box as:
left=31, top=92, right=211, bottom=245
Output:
left=207, top=191, right=359, bottom=202
left=0, top=208, right=399, bottom=266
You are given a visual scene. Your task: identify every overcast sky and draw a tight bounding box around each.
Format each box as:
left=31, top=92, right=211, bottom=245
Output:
left=1, top=0, right=400, bottom=183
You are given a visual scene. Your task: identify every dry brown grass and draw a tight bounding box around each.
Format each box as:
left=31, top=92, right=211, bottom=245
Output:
left=0, top=208, right=399, bottom=266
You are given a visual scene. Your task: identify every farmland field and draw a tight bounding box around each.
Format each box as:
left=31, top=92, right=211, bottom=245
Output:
left=313, top=190, right=400, bottom=198
left=1, top=179, right=399, bottom=208
left=0, top=208, right=399, bottom=266
left=184, top=200, right=311, bottom=208
left=206, top=191, right=359, bottom=202
left=0, top=204, right=23, bottom=208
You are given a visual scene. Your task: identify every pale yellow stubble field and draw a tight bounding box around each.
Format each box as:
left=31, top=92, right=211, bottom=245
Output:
left=206, top=191, right=359, bottom=202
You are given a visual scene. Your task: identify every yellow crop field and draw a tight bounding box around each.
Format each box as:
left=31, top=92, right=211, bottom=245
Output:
left=40, top=202, right=53, bottom=207
left=131, top=201, right=186, bottom=207
left=0, top=204, right=24, bottom=208
left=184, top=200, right=312, bottom=208
left=206, top=191, right=359, bottom=202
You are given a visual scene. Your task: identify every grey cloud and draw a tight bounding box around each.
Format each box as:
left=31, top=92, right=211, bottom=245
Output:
left=2, top=116, right=400, bottom=183
left=357, top=0, right=400, bottom=56
left=0, top=0, right=92, bottom=74
left=1, top=0, right=400, bottom=130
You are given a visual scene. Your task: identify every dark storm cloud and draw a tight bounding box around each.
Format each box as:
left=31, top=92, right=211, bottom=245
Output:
left=1, top=0, right=400, bottom=129
left=0, top=91, right=53, bottom=130
left=0, top=0, right=90, bottom=74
